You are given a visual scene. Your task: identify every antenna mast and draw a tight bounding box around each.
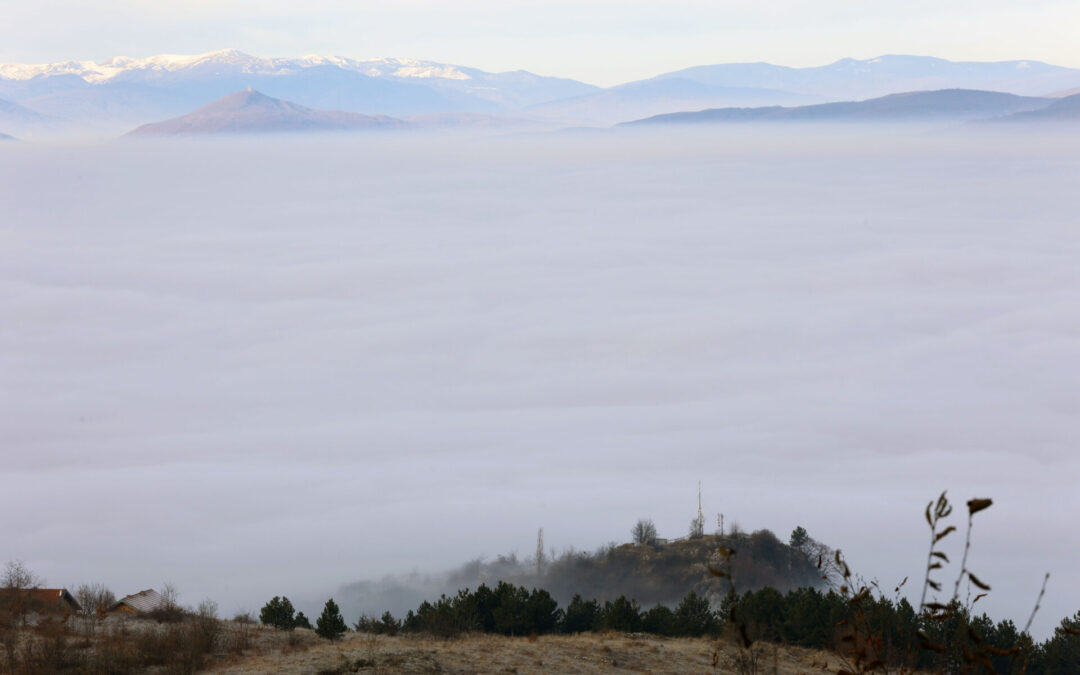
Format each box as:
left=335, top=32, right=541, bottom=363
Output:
left=698, top=482, right=704, bottom=528
left=691, top=482, right=705, bottom=538
left=536, top=528, right=545, bottom=577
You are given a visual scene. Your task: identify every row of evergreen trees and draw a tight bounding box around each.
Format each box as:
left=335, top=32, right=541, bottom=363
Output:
left=725, top=586, right=1080, bottom=675
left=259, top=596, right=347, bottom=640
left=354, top=582, right=1079, bottom=674
left=261, top=582, right=1079, bottom=674
left=354, top=581, right=720, bottom=638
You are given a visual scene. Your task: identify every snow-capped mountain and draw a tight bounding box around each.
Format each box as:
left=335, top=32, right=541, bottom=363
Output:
left=0, top=49, right=598, bottom=133
left=4, top=50, right=1080, bottom=135
left=0, top=49, right=479, bottom=85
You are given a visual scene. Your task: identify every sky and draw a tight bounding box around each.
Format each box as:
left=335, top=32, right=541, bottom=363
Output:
left=2, top=130, right=1079, bottom=636
left=2, top=0, right=1080, bottom=85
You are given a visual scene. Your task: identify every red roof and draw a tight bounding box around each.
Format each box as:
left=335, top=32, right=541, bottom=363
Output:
left=0, top=588, right=82, bottom=612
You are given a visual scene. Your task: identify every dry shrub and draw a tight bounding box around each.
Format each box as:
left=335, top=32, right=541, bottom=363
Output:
left=133, top=618, right=218, bottom=674
left=283, top=628, right=315, bottom=654
left=221, top=619, right=255, bottom=655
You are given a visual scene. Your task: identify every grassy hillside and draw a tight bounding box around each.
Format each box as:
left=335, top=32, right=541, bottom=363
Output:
left=211, top=630, right=838, bottom=674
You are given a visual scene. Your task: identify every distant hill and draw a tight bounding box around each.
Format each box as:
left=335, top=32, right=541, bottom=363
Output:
left=0, top=131, right=14, bottom=141
left=0, top=96, right=57, bottom=136
left=126, top=90, right=408, bottom=136
left=993, top=92, right=1080, bottom=122
left=339, top=528, right=826, bottom=621
left=623, top=89, right=1053, bottom=126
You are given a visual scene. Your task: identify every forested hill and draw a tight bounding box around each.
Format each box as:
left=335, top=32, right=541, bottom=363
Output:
left=341, top=528, right=828, bottom=621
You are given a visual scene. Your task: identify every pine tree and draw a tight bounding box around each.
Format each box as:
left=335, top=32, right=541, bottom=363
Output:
left=315, top=598, right=348, bottom=641
left=259, top=596, right=296, bottom=631
left=293, top=611, right=313, bottom=629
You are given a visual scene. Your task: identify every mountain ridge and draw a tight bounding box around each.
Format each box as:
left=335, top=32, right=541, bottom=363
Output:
left=518, top=54, right=1080, bottom=123
left=990, top=92, right=1080, bottom=123
left=5, top=51, right=1080, bottom=133
left=0, top=49, right=598, bottom=126
left=651, top=55, right=1080, bottom=98
left=621, top=88, right=1054, bottom=126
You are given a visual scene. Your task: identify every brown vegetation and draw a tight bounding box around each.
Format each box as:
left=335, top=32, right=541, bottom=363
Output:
left=209, top=630, right=840, bottom=674
left=0, top=612, right=321, bottom=675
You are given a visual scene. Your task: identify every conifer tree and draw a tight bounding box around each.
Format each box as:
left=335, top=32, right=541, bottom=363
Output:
left=294, top=611, right=313, bottom=629
left=315, top=598, right=348, bottom=641
left=259, top=596, right=296, bottom=631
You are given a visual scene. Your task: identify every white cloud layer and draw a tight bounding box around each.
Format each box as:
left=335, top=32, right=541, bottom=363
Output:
left=1, top=130, right=1078, bottom=635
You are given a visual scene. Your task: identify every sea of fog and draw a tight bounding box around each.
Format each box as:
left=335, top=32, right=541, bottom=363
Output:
left=2, top=129, right=1078, bottom=636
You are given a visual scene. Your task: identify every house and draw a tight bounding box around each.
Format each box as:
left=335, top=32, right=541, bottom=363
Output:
left=0, top=588, right=82, bottom=615
left=110, top=589, right=168, bottom=615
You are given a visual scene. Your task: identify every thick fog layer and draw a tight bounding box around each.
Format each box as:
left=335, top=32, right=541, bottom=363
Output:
left=2, top=130, right=1078, bottom=635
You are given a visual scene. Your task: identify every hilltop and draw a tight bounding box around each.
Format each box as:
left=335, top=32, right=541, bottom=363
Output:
left=340, top=528, right=826, bottom=621
left=126, top=90, right=408, bottom=136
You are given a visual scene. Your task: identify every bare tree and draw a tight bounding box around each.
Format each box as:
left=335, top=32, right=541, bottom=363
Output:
left=2, top=560, right=42, bottom=627
left=161, top=582, right=179, bottom=609
left=1, top=560, right=41, bottom=591
left=688, top=517, right=705, bottom=539
left=632, top=518, right=658, bottom=545
left=154, top=582, right=184, bottom=622
left=800, top=537, right=844, bottom=587
left=75, top=583, right=116, bottom=616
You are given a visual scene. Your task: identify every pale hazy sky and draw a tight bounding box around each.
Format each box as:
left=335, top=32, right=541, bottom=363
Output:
left=2, top=0, right=1080, bottom=85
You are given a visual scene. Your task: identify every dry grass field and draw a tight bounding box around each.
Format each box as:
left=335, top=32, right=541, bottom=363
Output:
left=0, top=614, right=846, bottom=674
left=209, top=628, right=842, bottom=674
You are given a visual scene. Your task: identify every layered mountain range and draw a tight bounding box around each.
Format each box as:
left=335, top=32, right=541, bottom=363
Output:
left=624, top=89, right=1080, bottom=126
left=3, top=50, right=1080, bottom=138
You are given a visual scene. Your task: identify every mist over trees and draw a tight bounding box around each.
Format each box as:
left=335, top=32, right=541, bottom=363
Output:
left=339, top=526, right=827, bottom=621
left=344, top=579, right=1080, bottom=674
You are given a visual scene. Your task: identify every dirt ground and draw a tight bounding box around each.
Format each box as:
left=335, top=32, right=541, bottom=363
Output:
left=208, top=629, right=843, bottom=674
